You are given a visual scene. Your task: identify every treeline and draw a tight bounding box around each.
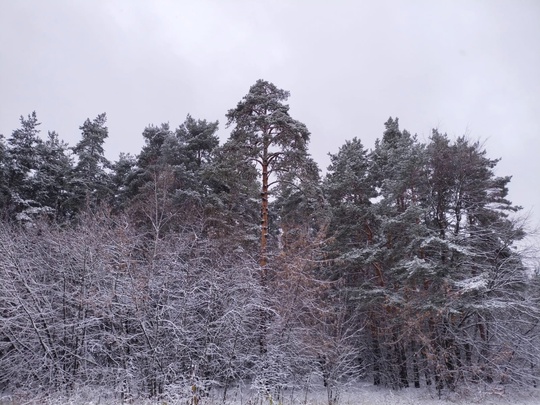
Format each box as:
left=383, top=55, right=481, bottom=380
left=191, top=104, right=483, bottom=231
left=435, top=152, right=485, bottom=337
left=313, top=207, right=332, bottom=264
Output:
left=0, top=80, right=538, bottom=403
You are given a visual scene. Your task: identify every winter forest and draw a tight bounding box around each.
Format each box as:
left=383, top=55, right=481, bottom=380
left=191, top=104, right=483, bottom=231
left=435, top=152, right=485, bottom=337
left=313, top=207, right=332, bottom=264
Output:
left=0, top=80, right=538, bottom=404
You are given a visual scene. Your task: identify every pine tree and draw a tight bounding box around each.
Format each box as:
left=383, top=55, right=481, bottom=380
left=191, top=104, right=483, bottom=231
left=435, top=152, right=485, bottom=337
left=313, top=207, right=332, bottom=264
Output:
left=322, top=137, right=377, bottom=381
left=72, top=113, right=111, bottom=209
left=0, top=135, right=9, bottom=216
left=110, top=152, right=138, bottom=211
left=124, top=123, right=175, bottom=223
left=420, top=133, right=527, bottom=388
left=273, top=156, right=326, bottom=253
left=202, top=141, right=260, bottom=250
left=324, top=137, right=375, bottom=260
left=226, top=80, right=311, bottom=270
left=7, top=112, right=42, bottom=183
left=175, top=114, right=219, bottom=169
left=33, top=131, right=76, bottom=221
left=168, top=115, right=220, bottom=209
left=126, top=117, right=222, bottom=237
left=6, top=112, right=44, bottom=221
left=137, top=123, right=172, bottom=170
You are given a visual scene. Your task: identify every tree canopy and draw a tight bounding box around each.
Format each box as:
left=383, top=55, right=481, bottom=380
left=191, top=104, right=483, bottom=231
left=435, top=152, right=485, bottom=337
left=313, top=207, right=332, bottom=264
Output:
left=0, top=82, right=537, bottom=404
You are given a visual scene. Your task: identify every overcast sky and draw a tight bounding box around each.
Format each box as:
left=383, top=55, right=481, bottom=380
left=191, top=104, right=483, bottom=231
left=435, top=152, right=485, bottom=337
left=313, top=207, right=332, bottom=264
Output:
left=1, top=0, right=539, bottom=232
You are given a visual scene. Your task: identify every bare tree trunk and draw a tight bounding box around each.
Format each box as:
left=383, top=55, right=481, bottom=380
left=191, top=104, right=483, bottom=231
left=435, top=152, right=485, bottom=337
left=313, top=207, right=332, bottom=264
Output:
left=260, top=159, right=269, bottom=272
left=411, top=340, right=420, bottom=388
left=370, top=319, right=382, bottom=386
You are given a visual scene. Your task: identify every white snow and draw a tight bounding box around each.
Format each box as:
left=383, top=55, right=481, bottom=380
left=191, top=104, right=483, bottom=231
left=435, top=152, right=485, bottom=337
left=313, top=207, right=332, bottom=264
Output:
left=3, top=384, right=539, bottom=405
left=455, top=274, right=488, bottom=293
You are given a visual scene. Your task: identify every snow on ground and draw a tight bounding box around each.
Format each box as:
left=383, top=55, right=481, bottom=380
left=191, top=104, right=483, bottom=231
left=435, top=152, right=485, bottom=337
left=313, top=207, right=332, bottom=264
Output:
left=1, top=383, right=539, bottom=405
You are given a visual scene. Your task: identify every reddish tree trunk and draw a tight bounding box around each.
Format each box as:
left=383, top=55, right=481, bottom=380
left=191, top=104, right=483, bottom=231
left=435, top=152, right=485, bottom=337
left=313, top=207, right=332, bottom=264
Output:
left=260, top=159, right=269, bottom=272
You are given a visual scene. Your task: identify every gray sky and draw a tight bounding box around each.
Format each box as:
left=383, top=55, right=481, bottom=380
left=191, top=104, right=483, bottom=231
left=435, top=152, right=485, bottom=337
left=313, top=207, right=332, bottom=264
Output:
left=1, top=0, right=539, bottom=232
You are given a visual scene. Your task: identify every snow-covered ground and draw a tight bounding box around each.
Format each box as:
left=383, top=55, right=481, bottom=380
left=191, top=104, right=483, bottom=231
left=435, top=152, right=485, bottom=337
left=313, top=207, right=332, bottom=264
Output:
left=2, top=383, right=539, bottom=405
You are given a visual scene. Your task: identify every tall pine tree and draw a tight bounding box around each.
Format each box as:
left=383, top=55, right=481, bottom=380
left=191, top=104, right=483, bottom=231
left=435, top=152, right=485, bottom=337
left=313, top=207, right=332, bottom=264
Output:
left=72, top=113, right=111, bottom=209
left=225, top=80, right=311, bottom=270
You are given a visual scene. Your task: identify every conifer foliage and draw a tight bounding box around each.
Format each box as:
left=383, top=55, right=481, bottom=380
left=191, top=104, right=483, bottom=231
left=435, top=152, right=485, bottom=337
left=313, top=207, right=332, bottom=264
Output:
left=225, top=80, right=311, bottom=269
left=0, top=84, right=538, bottom=403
